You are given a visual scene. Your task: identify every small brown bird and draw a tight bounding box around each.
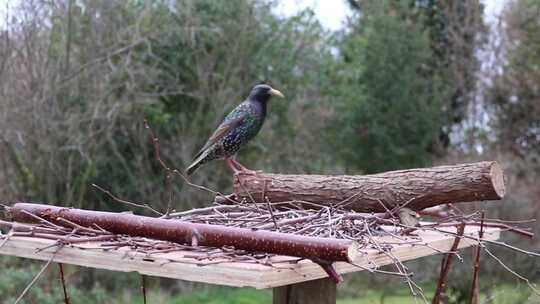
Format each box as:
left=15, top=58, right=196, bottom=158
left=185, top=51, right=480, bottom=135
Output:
left=398, top=208, right=419, bottom=227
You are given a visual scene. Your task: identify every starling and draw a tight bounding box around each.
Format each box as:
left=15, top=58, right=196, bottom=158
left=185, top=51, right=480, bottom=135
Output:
left=186, top=84, right=284, bottom=175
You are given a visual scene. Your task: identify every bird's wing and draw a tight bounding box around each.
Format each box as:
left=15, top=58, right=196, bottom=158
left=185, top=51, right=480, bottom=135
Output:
left=194, top=112, right=247, bottom=159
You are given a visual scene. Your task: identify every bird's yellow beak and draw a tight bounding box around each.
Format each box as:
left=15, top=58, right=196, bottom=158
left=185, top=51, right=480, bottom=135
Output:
left=269, top=88, right=284, bottom=98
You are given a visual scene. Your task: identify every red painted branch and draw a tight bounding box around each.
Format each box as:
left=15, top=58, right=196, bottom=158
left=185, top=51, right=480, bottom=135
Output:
left=8, top=203, right=358, bottom=263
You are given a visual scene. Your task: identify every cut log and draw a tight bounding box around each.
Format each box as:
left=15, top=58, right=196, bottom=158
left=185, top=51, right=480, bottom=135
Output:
left=8, top=203, right=358, bottom=263
left=234, top=161, right=505, bottom=213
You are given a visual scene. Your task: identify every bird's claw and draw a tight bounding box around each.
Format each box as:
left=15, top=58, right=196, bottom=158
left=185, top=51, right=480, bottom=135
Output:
left=236, top=169, right=260, bottom=175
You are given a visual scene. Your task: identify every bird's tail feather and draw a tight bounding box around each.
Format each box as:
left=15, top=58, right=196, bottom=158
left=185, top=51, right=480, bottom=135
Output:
left=186, top=151, right=207, bottom=176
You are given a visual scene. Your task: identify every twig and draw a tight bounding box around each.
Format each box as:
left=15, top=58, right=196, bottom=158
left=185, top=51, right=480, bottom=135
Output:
left=56, top=217, right=112, bottom=235
left=430, top=227, right=540, bottom=257
left=141, top=274, right=147, bottom=304
left=14, top=247, right=62, bottom=304
left=92, top=184, right=163, bottom=216
left=143, top=120, right=239, bottom=204
left=432, top=223, right=466, bottom=304
left=364, top=222, right=426, bottom=302
left=351, top=262, right=413, bottom=278
left=12, top=232, right=117, bottom=244
left=58, top=263, right=70, bottom=304
left=265, top=197, right=279, bottom=231
left=483, top=246, right=540, bottom=295
left=20, top=210, right=64, bottom=230
left=387, top=197, right=420, bottom=217
left=236, top=176, right=262, bottom=213
left=428, top=221, right=533, bottom=238
left=164, top=171, right=174, bottom=216
left=0, top=229, right=13, bottom=250
left=468, top=212, right=484, bottom=304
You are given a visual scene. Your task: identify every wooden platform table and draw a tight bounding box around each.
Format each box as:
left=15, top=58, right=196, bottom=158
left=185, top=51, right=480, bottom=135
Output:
left=0, top=224, right=499, bottom=304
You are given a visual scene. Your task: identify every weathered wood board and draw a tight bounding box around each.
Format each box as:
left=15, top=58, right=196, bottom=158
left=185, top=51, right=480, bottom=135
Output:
left=0, top=225, right=499, bottom=289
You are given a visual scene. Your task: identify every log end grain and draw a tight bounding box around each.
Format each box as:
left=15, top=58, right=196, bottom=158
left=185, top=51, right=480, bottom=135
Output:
left=489, top=162, right=506, bottom=199
left=347, top=242, right=360, bottom=263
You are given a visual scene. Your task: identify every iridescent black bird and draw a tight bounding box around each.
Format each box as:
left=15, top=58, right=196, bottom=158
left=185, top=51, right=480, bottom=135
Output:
left=186, top=84, right=284, bottom=175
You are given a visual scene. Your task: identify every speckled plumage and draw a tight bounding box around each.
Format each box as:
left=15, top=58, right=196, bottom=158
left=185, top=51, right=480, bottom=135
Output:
left=186, top=84, right=283, bottom=175
left=196, top=102, right=264, bottom=163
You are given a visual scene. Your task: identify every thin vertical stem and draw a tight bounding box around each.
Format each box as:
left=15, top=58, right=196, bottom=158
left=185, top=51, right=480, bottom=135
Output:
left=469, top=212, right=484, bottom=304
left=140, top=274, right=147, bottom=304
left=432, top=223, right=466, bottom=304
left=58, top=263, right=70, bottom=304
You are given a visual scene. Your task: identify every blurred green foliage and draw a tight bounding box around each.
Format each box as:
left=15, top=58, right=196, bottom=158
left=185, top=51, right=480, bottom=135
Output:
left=327, top=1, right=445, bottom=173
left=0, top=257, right=109, bottom=303
left=0, top=0, right=333, bottom=212
left=489, top=0, right=540, bottom=168
left=1, top=254, right=537, bottom=304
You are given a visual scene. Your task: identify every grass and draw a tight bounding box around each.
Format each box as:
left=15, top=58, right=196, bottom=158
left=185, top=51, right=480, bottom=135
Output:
left=117, top=283, right=538, bottom=304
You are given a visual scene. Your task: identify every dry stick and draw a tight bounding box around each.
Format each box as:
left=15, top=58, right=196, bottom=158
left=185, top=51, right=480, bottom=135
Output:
left=21, top=210, right=64, bottom=230
left=56, top=217, right=112, bottom=235
left=469, top=212, right=484, bottom=304
left=351, top=262, right=413, bottom=278
left=432, top=223, right=466, bottom=304
left=364, top=223, right=413, bottom=296
left=236, top=176, right=262, bottom=213
left=429, top=227, right=540, bottom=258
left=425, top=221, right=533, bottom=238
left=140, top=275, right=147, bottom=304
left=257, top=212, right=321, bottom=229
left=387, top=197, right=419, bottom=217
left=261, top=179, right=267, bottom=202
left=145, top=120, right=174, bottom=216
left=91, top=183, right=163, bottom=216
left=14, top=247, right=62, bottom=304
left=143, top=120, right=239, bottom=207
left=265, top=197, right=279, bottom=231
left=165, top=171, right=174, bottom=216
left=483, top=218, right=536, bottom=224
left=168, top=205, right=252, bottom=217
left=483, top=247, right=540, bottom=295
left=58, top=263, right=70, bottom=304
left=12, top=232, right=117, bottom=244
left=0, top=229, right=13, bottom=250
left=364, top=222, right=426, bottom=302
left=1, top=221, right=73, bottom=236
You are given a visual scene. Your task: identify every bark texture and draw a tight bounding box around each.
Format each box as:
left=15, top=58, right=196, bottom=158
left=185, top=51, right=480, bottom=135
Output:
left=8, top=203, right=358, bottom=263
left=234, top=161, right=505, bottom=212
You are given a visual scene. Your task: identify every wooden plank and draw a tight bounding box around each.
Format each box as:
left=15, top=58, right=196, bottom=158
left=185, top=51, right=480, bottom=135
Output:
left=0, top=226, right=499, bottom=289
left=273, top=278, right=336, bottom=304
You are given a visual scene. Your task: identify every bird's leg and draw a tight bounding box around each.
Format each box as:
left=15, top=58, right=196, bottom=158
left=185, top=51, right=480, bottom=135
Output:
left=225, top=158, right=242, bottom=175
left=230, top=158, right=258, bottom=175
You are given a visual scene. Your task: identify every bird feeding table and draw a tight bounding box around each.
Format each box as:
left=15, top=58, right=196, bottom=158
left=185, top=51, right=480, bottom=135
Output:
left=0, top=224, right=499, bottom=304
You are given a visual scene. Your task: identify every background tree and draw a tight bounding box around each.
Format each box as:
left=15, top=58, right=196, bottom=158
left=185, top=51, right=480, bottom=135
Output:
left=0, top=0, right=333, bottom=212
left=488, top=0, right=540, bottom=168
left=328, top=0, right=445, bottom=173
